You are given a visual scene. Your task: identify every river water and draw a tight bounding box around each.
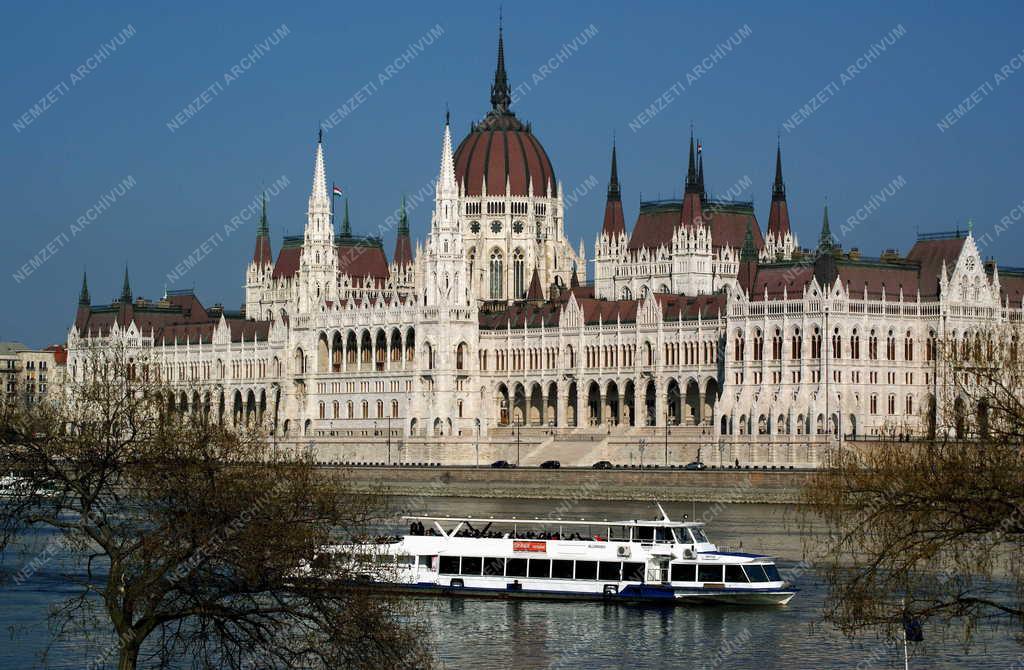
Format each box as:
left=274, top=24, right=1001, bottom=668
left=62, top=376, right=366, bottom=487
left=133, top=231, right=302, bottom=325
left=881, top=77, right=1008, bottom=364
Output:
left=1, top=498, right=1019, bottom=669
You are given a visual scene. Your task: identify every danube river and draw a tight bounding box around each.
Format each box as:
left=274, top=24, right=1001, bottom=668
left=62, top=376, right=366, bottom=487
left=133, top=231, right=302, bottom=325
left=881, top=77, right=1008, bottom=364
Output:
left=1, top=498, right=1019, bottom=669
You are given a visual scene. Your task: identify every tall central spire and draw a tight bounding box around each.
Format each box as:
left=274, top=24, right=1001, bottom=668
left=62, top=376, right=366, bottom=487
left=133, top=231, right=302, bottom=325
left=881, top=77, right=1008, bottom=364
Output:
left=607, top=140, right=620, bottom=200
left=79, top=271, right=90, bottom=306
left=772, top=141, right=786, bottom=200
left=309, top=131, right=329, bottom=212
left=490, top=13, right=512, bottom=113
left=685, top=128, right=699, bottom=193
left=437, top=114, right=457, bottom=198
left=121, top=266, right=132, bottom=303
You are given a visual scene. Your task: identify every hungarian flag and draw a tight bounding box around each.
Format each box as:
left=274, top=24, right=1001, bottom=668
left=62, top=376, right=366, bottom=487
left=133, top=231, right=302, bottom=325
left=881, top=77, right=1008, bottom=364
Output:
left=332, top=184, right=343, bottom=197
left=697, top=141, right=702, bottom=154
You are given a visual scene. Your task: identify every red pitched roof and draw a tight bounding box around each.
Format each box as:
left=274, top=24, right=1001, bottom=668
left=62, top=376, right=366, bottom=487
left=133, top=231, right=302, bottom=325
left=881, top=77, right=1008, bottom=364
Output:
left=272, top=245, right=302, bottom=279
left=906, top=235, right=966, bottom=297
left=628, top=201, right=764, bottom=252
left=393, top=232, right=413, bottom=267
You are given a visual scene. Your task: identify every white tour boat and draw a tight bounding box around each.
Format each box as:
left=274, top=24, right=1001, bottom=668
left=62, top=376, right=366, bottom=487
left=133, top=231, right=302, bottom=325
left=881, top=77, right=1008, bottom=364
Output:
left=312, top=505, right=795, bottom=605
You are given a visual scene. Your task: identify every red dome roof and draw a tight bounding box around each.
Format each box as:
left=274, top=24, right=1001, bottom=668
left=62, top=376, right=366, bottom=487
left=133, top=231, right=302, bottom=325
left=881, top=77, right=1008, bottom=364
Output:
left=454, top=113, right=556, bottom=197
left=453, top=23, right=555, bottom=197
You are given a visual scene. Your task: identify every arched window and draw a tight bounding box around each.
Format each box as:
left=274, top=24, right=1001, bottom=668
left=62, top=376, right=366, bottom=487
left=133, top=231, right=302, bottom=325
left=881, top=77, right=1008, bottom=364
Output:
left=318, top=402, right=325, bottom=419
left=904, top=330, right=914, bottom=361
left=869, top=329, right=878, bottom=360
left=886, top=330, right=896, bottom=361
left=850, top=329, right=860, bottom=359
left=753, top=330, right=763, bottom=361
left=332, top=400, right=339, bottom=419
left=791, top=327, right=802, bottom=360
left=512, top=248, right=525, bottom=299
left=347, top=401, right=354, bottom=419
left=621, top=286, right=632, bottom=300
left=772, top=329, right=782, bottom=360
left=811, top=327, right=822, bottom=359
left=490, top=249, right=503, bottom=299
left=391, top=400, right=399, bottom=418
left=832, top=328, right=841, bottom=359
left=376, top=400, right=384, bottom=418
left=361, top=400, right=369, bottom=419
left=734, top=332, right=745, bottom=360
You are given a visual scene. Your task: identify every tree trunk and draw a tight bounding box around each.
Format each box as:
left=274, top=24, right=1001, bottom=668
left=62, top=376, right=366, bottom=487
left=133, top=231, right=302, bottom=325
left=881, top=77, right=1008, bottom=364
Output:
left=117, top=640, right=140, bottom=670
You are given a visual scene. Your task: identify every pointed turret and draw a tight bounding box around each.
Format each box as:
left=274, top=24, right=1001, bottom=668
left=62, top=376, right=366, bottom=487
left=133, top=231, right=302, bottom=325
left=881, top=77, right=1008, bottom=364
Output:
left=818, top=201, right=834, bottom=252
left=526, top=267, right=544, bottom=301
left=766, top=142, right=793, bottom=243
left=309, top=130, right=330, bottom=214
left=570, top=265, right=580, bottom=288
left=437, top=114, right=457, bottom=199
left=681, top=128, right=704, bottom=227
left=341, top=198, right=351, bottom=237
left=601, top=140, right=626, bottom=237
left=393, top=195, right=413, bottom=267
left=697, top=139, right=706, bottom=200
left=490, top=13, right=512, bottom=113
left=79, top=271, right=90, bottom=306
left=252, top=192, right=273, bottom=266
left=738, top=222, right=759, bottom=294
left=121, top=266, right=132, bottom=303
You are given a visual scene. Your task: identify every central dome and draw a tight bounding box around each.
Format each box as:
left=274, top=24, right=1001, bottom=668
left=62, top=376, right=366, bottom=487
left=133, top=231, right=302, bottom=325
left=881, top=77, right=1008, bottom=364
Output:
left=453, top=25, right=555, bottom=197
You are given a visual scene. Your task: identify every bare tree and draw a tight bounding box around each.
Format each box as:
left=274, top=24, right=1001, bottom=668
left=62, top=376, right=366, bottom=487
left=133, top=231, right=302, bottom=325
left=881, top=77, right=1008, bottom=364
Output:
left=0, top=343, right=432, bottom=669
left=802, top=324, right=1024, bottom=646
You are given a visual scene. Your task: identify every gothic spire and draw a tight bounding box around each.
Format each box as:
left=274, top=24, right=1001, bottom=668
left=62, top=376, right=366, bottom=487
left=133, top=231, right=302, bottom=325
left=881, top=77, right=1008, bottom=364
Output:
left=258, top=192, right=269, bottom=236
left=773, top=141, right=786, bottom=199
left=697, top=139, right=705, bottom=199
left=393, top=195, right=413, bottom=267
left=79, top=270, right=90, bottom=306
left=490, top=14, right=512, bottom=113
left=399, top=196, right=409, bottom=235
left=437, top=114, right=457, bottom=198
left=818, top=200, right=834, bottom=251
left=341, top=198, right=351, bottom=237
left=607, top=139, right=620, bottom=200
left=740, top=221, right=758, bottom=262
left=121, top=266, right=132, bottom=303
left=601, top=140, right=626, bottom=237
left=252, top=192, right=273, bottom=266
left=526, top=267, right=544, bottom=301
left=309, top=131, right=329, bottom=212
left=685, top=128, right=698, bottom=192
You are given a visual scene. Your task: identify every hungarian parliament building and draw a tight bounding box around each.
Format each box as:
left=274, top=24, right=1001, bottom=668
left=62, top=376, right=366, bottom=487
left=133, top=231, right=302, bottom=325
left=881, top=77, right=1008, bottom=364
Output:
left=67, top=28, right=1023, bottom=454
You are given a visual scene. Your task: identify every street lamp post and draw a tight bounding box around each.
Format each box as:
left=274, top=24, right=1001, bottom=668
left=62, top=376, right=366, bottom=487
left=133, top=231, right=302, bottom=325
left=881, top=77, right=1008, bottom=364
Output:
left=664, top=409, right=670, bottom=466
left=387, top=414, right=392, bottom=465
left=639, top=438, right=646, bottom=468
left=515, top=419, right=521, bottom=467
left=474, top=418, right=481, bottom=468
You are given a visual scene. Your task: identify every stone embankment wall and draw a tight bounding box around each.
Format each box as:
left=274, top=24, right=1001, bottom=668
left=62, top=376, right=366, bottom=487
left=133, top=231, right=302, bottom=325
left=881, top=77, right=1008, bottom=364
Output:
left=334, top=466, right=812, bottom=505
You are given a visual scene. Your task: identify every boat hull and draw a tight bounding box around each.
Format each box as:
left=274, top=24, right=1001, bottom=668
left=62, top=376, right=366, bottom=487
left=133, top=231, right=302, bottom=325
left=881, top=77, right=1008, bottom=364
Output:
left=344, top=580, right=796, bottom=606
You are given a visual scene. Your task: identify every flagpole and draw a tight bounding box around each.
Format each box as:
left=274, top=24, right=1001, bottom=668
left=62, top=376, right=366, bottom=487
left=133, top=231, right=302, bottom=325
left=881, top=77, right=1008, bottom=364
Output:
left=331, top=182, right=336, bottom=230
left=902, top=598, right=909, bottom=670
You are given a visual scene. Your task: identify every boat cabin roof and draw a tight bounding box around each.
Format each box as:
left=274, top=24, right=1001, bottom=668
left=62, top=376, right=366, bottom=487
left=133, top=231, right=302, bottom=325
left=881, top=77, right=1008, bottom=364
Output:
left=402, top=515, right=705, bottom=529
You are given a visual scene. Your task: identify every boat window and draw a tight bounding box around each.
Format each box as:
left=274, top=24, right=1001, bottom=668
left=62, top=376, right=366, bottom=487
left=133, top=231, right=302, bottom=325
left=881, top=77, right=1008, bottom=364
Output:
left=528, top=559, right=551, bottom=578
left=698, top=565, right=723, bottom=582
left=764, top=564, right=781, bottom=582
left=461, top=557, right=482, bottom=575
left=417, top=555, right=433, bottom=567
left=439, top=556, right=460, bottom=574
left=725, top=565, right=748, bottom=582
left=689, top=527, right=710, bottom=544
left=671, top=563, right=696, bottom=582
left=506, top=558, right=528, bottom=577
left=622, top=562, right=645, bottom=581
left=484, top=557, right=505, bottom=576
left=552, top=560, right=574, bottom=579
left=397, top=555, right=415, bottom=566
left=635, top=526, right=654, bottom=542
left=575, top=561, right=597, bottom=580
left=654, top=528, right=673, bottom=543
left=743, top=564, right=769, bottom=582
left=598, top=561, right=621, bottom=581
left=609, top=526, right=629, bottom=541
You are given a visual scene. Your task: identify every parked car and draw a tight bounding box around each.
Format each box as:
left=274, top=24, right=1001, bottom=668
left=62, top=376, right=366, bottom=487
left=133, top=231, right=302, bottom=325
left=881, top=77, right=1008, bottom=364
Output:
left=490, top=460, right=513, bottom=469
left=539, top=460, right=561, bottom=469
left=684, top=461, right=707, bottom=471
left=592, top=460, right=613, bottom=469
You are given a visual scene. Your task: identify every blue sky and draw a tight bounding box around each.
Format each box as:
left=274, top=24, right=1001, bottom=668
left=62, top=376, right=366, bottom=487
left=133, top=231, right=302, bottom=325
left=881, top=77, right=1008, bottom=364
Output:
left=3, top=0, right=1024, bottom=347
